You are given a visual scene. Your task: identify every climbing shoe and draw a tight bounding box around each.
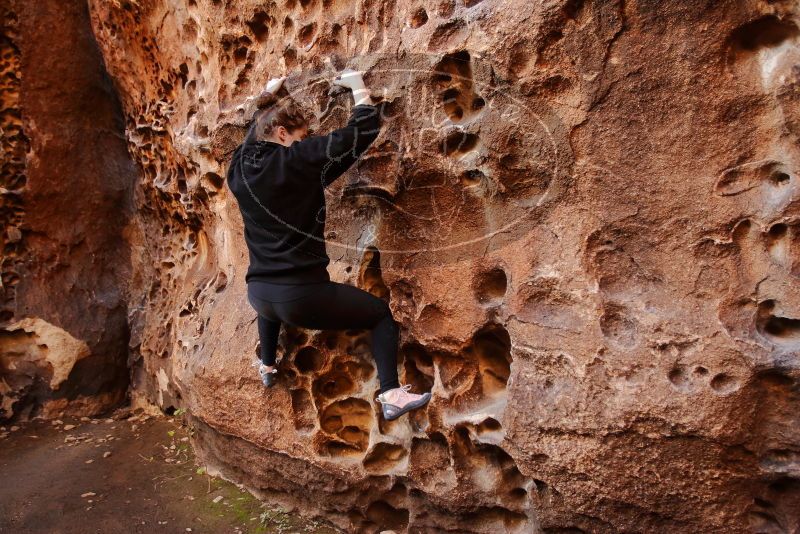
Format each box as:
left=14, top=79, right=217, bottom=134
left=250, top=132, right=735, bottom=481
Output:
left=253, top=359, right=278, bottom=387
left=375, top=384, right=431, bottom=420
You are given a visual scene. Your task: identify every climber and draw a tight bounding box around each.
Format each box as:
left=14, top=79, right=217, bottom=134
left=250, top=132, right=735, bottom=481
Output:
left=225, top=68, right=431, bottom=421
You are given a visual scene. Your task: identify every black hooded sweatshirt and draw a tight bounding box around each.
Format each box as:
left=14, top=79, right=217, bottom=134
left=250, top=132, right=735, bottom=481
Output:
left=226, top=103, right=381, bottom=285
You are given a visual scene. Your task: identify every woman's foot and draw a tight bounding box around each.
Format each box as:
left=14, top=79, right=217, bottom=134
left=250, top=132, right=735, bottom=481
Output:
left=257, top=362, right=278, bottom=387
left=375, top=384, right=431, bottom=420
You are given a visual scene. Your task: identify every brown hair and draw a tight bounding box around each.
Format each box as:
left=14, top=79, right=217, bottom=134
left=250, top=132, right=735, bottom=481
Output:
left=252, top=92, right=310, bottom=141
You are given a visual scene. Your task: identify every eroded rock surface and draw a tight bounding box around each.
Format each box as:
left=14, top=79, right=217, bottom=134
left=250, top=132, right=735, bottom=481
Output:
left=8, top=0, right=800, bottom=531
left=0, top=1, right=134, bottom=421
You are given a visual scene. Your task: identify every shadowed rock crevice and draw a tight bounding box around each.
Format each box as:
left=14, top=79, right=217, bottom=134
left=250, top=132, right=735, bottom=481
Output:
left=1, top=0, right=135, bottom=422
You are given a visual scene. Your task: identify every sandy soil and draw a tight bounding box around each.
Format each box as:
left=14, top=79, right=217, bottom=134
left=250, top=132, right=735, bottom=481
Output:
left=0, top=408, right=342, bottom=534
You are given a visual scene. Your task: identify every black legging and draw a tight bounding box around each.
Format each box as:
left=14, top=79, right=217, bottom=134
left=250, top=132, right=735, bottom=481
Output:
left=247, top=280, right=401, bottom=393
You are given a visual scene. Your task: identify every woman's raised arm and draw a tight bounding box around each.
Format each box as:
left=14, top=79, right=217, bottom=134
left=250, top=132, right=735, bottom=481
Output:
left=285, top=69, right=381, bottom=188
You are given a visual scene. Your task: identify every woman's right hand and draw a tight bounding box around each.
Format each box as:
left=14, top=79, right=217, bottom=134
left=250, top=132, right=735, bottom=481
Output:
left=265, top=75, right=287, bottom=94
left=332, top=69, right=366, bottom=91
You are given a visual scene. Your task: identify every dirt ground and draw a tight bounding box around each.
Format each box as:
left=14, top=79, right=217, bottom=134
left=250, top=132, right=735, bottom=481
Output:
left=0, top=408, right=342, bottom=534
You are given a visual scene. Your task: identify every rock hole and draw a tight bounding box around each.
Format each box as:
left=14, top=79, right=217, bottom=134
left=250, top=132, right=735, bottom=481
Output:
left=464, top=505, right=527, bottom=529
left=760, top=449, right=800, bottom=473
left=710, top=373, right=740, bottom=394
left=469, top=323, right=512, bottom=397
left=715, top=160, right=786, bottom=196
left=428, top=19, right=468, bottom=53
left=747, top=511, right=783, bottom=532
left=436, top=350, right=477, bottom=393
left=363, top=442, right=408, bottom=473
left=324, top=440, right=362, bottom=456
left=317, top=23, right=341, bottom=53
left=562, top=0, right=585, bottom=20
left=432, top=50, right=482, bottom=122
left=297, top=22, right=316, bottom=46
left=294, top=346, right=325, bottom=372
left=757, top=300, right=800, bottom=344
left=365, top=500, right=409, bottom=532
left=693, top=366, right=708, bottom=377
left=437, top=0, right=456, bottom=17
left=766, top=223, right=790, bottom=266
left=509, top=487, right=528, bottom=499
left=461, top=168, right=485, bottom=187
left=402, top=343, right=435, bottom=393
left=441, top=130, right=479, bottom=156
left=668, top=366, right=689, bottom=389
left=477, top=417, right=502, bottom=434
left=533, top=479, right=551, bottom=498
left=233, top=46, right=248, bottom=64
left=768, top=223, right=788, bottom=240
left=385, top=480, right=407, bottom=501
left=313, top=369, right=356, bottom=400
left=246, top=11, right=271, bottom=41
left=283, top=47, right=297, bottom=68
left=201, top=172, right=224, bottom=191
left=755, top=369, right=794, bottom=388
left=729, top=15, right=799, bottom=55
left=318, top=397, right=372, bottom=454
left=771, top=171, right=791, bottom=185
left=473, top=267, right=508, bottom=306
left=359, top=246, right=390, bottom=300
left=410, top=7, right=428, bottom=28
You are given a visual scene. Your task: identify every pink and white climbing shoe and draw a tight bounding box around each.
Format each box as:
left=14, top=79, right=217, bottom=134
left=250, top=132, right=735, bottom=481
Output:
left=375, top=384, right=432, bottom=420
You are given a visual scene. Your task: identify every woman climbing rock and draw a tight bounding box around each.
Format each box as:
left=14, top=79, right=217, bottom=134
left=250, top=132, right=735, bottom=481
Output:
left=225, top=68, right=431, bottom=421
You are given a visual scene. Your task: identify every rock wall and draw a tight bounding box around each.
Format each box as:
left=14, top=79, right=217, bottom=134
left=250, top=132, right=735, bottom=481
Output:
left=0, top=0, right=136, bottom=421
left=25, top=0, right=798, bottom=531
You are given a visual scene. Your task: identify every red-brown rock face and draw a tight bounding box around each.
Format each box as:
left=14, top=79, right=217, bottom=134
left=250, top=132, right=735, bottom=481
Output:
left=0, top=1, right=134, bottom=421
left=9, top=0, right=800, bottom=531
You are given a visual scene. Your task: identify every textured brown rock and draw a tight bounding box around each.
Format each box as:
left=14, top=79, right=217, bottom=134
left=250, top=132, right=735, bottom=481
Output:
left=5, top=0, right=800, bottom=531
left=0, top=1, right=135, bottom=420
